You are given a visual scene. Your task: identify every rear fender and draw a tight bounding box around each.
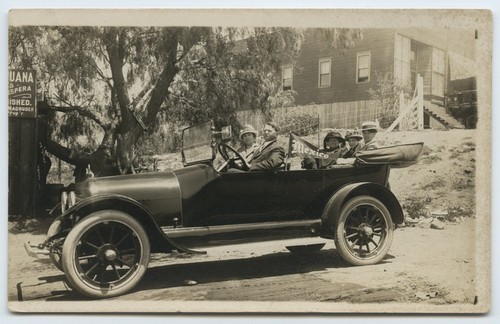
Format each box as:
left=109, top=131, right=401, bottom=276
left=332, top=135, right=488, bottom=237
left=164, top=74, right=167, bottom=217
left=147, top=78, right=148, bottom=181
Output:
left=321, top=182, right=404, bottom=234
left=50, top=194, right=192, bottom=254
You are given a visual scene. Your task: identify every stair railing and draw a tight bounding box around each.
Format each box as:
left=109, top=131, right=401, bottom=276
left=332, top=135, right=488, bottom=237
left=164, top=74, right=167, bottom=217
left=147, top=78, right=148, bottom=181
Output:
left=386, top=74, right=424, bottom=132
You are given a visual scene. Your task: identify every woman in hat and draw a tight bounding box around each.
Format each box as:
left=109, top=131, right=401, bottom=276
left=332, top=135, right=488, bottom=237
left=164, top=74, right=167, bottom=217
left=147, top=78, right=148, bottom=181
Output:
left=237, top=124, right=260, bottom=163
left=213, top=124, right=259, bottom=171
left=343, top=129, right=363, bottom=158
left=302, top=131, right=348, bottom=169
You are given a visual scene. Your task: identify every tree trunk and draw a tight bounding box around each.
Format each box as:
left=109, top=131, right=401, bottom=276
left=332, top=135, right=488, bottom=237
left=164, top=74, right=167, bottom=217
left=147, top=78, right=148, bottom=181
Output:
left=90, top=127, right=120, bottom=177
left=114, top=30, right=181, bottom=174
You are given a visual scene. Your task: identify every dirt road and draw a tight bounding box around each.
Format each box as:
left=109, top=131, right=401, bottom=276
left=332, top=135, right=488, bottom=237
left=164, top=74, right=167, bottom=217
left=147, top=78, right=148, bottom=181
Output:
left=8, top=217, right=477, bottom=309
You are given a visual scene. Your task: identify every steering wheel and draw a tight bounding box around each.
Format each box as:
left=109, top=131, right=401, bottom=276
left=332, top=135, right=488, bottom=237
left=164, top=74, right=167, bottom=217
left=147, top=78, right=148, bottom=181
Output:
left=217, top=143, right=250, bottom=172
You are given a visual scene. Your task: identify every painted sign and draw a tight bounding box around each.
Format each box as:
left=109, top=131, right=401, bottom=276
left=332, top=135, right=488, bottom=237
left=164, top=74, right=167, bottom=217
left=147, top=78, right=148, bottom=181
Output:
left=9, top=69, right=37, bottom=118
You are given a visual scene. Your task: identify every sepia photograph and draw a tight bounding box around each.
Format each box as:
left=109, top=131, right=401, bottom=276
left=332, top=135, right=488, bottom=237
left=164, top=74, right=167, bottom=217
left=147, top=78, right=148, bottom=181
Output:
left=5, top=8, right=492, bottom=314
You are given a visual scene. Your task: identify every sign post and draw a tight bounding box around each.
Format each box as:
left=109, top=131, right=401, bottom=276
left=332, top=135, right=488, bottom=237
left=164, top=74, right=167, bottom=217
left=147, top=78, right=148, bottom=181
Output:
left=8, top=69, right=39, bottom=217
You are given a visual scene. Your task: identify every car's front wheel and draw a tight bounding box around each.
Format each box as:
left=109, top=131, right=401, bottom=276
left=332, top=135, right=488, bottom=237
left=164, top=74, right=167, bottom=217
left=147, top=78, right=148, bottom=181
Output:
left=62, top=210, right=150, bottom=298
left=334, top=195, right=393, bottom=266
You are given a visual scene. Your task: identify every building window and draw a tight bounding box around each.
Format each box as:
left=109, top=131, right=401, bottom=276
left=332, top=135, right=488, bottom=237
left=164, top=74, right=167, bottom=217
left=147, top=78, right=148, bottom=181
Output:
left=394, top=34, right=411, bottom=86
left=318, top=58, right=331, bottom=88
left=282, top=65, right=293, bottom=91
left=356, top=52, right=371, bottom=83
left=432, top=48, right=445, bottom=96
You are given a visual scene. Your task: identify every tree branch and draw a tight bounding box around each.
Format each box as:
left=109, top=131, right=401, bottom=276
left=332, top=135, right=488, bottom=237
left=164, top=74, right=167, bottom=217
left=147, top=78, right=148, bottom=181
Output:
left=104, top=27, right=134, bottom=130
left=48, top=102, right=107, bottom=128
left=45, top=139, right=90, bottom=166
left=90, top=57, right=113, bottom=89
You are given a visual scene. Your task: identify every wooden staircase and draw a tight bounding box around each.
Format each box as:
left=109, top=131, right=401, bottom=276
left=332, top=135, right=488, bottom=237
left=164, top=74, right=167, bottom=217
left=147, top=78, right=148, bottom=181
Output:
left=424, top=100, right=465, bottom=129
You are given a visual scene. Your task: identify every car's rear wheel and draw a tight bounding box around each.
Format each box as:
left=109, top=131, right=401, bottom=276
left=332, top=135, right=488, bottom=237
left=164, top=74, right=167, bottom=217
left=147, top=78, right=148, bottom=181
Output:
left=334, top=195, right=393, bottom=266
left=62, top=210, right=150, bottom=298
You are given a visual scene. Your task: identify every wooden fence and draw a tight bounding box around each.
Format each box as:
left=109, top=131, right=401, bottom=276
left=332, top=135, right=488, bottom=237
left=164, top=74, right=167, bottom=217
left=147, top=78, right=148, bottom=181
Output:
left=237, top=99, right=384, bottom=132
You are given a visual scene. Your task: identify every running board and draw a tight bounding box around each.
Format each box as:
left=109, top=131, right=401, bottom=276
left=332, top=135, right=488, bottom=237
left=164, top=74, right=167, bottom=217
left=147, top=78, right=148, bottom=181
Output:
left=161, top=219, right=322, bottom=249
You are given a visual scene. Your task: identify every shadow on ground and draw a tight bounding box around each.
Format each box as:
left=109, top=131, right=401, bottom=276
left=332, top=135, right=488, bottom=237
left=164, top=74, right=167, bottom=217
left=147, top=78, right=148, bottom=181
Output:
left=41, top=248, right=394, bottom=301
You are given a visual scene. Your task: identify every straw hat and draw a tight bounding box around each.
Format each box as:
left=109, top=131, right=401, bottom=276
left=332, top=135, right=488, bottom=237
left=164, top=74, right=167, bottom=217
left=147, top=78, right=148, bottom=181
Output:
left=239, top=124, right=258, bottom=139
left=361, top=121, right=378, bottom=132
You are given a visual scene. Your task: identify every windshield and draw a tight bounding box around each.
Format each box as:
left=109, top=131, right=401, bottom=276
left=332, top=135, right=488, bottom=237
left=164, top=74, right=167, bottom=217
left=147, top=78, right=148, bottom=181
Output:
left=181, top=120, right=214, bottom=165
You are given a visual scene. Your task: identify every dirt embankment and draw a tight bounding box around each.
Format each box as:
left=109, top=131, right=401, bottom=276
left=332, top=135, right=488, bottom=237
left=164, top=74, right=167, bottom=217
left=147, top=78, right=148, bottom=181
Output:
left=389, top=130, right=476, bottom=223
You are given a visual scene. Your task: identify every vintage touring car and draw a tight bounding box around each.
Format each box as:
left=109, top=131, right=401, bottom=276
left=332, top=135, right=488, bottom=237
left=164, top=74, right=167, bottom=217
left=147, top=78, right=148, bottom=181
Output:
left=26, top=120, right=423, bottom=298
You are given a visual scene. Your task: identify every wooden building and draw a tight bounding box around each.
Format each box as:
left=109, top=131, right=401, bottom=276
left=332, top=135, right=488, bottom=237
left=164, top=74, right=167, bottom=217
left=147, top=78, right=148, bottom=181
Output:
left=276, top=28, right=477, bottom=130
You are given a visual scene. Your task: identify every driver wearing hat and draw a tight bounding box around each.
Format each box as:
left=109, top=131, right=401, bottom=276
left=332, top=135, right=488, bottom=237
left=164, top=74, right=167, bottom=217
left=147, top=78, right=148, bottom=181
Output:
left=237, top=124, right=260, bottom=163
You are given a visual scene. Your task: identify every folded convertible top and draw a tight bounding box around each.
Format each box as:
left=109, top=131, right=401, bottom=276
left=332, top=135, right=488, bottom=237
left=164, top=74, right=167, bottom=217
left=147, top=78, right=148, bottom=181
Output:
left=355, top=142, right=424, bottom=168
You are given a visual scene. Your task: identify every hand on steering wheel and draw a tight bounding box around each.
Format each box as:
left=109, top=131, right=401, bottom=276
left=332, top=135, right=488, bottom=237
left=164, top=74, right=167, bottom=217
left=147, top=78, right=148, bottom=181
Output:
left=217, top=143, right=250, bottom=172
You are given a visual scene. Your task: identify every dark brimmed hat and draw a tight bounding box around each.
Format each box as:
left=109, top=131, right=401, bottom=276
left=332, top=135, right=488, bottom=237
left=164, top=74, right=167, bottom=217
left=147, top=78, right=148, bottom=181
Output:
left=345, top=129, right=363, bottom=140
left=324, top=131, right=345, bottom=143
left=239, top=124, right=258, bottom=139
left=361, top=121, right=378, bottom=132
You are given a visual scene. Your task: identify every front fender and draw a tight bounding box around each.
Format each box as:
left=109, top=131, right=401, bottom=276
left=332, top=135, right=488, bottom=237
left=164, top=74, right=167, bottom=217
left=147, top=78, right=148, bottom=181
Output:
left=321, top=182, right=404, bottom=233
left=48, top=194, right=201, bottom=254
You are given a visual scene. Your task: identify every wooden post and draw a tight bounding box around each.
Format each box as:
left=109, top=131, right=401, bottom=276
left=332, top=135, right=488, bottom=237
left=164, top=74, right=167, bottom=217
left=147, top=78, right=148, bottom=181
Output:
left=417, top=75, right=424, bottom=130
left=8, top=69, right=38, bottom=217
left=317, top=112, right=320, bottom=147
left=399, top=90, right=405, bottom=130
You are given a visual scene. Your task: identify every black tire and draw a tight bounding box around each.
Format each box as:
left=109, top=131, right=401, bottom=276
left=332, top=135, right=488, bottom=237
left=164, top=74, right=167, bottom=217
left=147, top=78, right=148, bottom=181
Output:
left=466, top=114, right=477, bottom=129
left=62, top=210, right=150, bottom=298
left=334, top=195, right=394, bottom=266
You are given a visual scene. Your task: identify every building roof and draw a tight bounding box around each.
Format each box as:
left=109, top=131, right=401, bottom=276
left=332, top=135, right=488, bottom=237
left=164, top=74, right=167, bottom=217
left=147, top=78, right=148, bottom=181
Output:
left=397, top=27, right=476, bottom=60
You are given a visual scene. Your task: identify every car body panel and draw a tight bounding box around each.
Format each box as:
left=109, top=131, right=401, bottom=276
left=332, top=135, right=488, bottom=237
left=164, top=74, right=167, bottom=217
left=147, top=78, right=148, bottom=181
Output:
left=274, top=164, right=389, bottom=222
left=320, top=181, right=404, bottom=237
left=68, top=161, right=393, bottom=243
left=81, top=171, right=182, bottom=226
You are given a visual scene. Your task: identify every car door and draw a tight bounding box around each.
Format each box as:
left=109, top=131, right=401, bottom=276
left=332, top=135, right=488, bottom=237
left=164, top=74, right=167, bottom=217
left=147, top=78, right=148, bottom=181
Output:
left=181, top=170, right=282, bottom=226
left=207, top=171, right=283, bottom=225
left=272, top=169, right=326, bottom=221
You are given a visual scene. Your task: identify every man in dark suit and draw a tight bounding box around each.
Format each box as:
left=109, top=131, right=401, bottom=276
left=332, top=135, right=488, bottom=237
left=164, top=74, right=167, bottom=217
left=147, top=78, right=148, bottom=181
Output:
left=249, top=122, right=285, bottom=171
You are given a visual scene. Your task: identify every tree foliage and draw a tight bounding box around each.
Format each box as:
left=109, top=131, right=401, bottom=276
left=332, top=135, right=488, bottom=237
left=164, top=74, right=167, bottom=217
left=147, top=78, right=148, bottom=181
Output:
left=166, top=27, right=304, bottom=136
left=368, top=70, right=412, bottom=129
left=9, top=26, right=362, bottom=177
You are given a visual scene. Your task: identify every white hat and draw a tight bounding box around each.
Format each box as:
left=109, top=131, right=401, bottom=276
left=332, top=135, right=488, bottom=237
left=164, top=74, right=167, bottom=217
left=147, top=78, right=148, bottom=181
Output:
left=361, top=121, right=378, bottom=132
left=239, top=124, right=258, bottom=139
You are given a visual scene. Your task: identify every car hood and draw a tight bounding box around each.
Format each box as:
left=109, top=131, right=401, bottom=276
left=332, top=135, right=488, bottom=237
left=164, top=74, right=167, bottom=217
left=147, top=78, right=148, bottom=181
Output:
left=76, top=171, right=180, bottom=201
